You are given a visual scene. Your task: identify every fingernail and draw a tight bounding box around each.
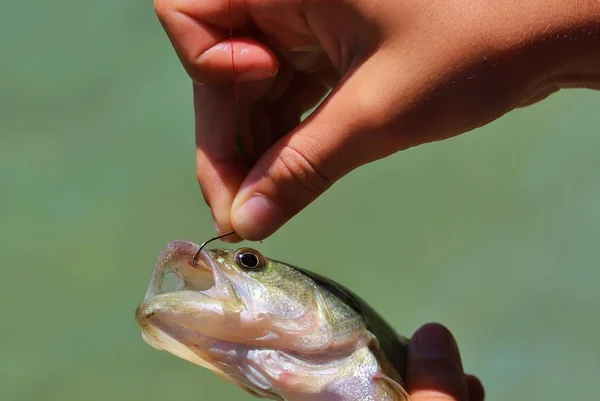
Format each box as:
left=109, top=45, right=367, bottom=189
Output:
left=233, top=194, right=282, bottom=240
left=415, top=323, right=460, bottom=361
left=237, top=67, right=278, bottom=83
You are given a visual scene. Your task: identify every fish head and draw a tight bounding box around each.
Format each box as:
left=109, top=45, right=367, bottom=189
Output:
left=135, top=240, right=362, bottom=398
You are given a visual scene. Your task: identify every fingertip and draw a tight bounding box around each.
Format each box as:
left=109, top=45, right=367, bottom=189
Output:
left=207, top=212, right=242, bottom=243
left=231, top=193, right=285, bottom=241
left=408, top=323, right=468, bottom=401
left=220, top=232, right=244, bottom=244
left=466, top=374, right=485, bottom=401
left=196, top=38, right=280, bottom=85
left=410, top=323, right=462, bottom=365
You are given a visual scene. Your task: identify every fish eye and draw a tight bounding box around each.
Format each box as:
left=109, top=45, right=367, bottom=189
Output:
left=233, top=248, right=266, bottom=270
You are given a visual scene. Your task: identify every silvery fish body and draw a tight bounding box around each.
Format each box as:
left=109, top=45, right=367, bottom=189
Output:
left=135, top=240, right=409, bottom=401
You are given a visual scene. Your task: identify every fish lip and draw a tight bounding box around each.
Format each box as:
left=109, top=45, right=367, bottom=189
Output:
left=143, top=240, right=198, bottom=300
left=142, top=240, right=227, bottom=301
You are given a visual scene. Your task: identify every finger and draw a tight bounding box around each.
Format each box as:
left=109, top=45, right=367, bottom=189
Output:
left=154, top=0, right=279, bottom=85
left=407, top=323, right=468, bottom=401
left=466, top=374, right=485, bottom=401
left=230, top=54, right=407, bottom=240
left=243, top=69, right=327, bottom=168
left=195, top=75, right=279, bottom=239
left=195, top=38, right=280, bottom=85
left=157, top=0, right=281, bottom=238
left=267, top=72, right=330, bottom=140
left=194, top=83, right=249, bottom=240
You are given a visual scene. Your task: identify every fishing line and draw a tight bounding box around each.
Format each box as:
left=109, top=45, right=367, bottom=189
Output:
left=194, top=0, right=247, bottom=267
left=230, top=0, right=244, bottom=155
left=193, top=0, right=241, bottom=267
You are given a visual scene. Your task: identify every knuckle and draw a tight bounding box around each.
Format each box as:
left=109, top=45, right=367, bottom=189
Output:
left=272, top=141, right=334, bottom=197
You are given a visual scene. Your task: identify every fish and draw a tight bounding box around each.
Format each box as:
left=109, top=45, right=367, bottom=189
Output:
left=135, top=240, right=410, bottom=401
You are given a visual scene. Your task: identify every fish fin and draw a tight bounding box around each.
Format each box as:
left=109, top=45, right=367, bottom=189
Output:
left=374, top=373, right=411, bottom=401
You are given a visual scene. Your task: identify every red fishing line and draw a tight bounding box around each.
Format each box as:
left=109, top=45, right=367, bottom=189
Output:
left=229, top=0, right=243, bottom=154
left=229, top=0, right=238, bottom=103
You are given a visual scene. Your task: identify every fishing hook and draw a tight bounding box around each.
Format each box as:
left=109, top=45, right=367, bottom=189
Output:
left=192, top=230, right=236, bottom=266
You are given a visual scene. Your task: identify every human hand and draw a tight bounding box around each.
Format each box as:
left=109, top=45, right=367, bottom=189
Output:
left=407, top=323, right=484, bottom=401
left=154, top=0, right=600, bottom=241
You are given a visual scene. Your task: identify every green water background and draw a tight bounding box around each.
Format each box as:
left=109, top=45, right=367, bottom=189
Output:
left=2, top=1, right=599, bottom=400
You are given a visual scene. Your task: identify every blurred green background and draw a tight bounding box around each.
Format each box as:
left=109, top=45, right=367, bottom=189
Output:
left=2, top=1, right=600, bottom=400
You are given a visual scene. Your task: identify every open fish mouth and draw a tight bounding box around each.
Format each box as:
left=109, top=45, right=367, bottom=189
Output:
left=141, top=240, right=219, bottom=300
left=134, top=241, right=238, bottom=352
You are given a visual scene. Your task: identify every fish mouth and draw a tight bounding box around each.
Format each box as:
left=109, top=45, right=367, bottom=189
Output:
left=134, top=241, right=278, bottom=399
left=141, top=240, right=219, bottom=301
left=135, top=240, right=239, bottom=352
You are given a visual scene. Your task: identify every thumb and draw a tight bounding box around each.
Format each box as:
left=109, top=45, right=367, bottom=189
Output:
left=230, top=54, right=407, bottom=240
left=407, top=323, right=469, bottom=401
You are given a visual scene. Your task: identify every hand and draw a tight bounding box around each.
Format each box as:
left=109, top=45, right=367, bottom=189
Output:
left=407, top=323, right=484, bottom=401
left=154, top=0, right=600, bottom=241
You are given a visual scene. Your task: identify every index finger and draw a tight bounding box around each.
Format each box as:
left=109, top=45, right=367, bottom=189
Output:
left=154, top=0, right=279, bottom=238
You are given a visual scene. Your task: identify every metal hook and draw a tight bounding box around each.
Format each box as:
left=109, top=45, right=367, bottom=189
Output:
left=192, top=230, right=236, bottom=265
